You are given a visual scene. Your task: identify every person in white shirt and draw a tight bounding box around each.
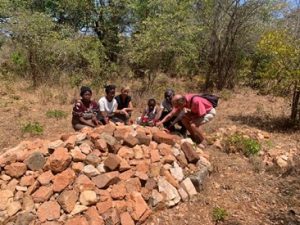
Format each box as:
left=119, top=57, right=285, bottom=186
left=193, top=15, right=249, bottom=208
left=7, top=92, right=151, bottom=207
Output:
left=98, top=85, right=124, bottom=124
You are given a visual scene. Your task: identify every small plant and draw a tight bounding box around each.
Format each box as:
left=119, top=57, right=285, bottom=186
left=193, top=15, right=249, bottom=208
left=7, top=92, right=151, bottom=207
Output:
left=46, top=110, right=67, bottom=119
left=21, top=122, right=43, bottom=135
left=213, top=207, right=228, bottom=223
left=225, top=133, right=261, bottom=157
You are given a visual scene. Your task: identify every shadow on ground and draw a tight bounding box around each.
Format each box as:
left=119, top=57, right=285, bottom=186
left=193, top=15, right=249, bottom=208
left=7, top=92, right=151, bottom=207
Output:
left=229, top=114, right=300, bottom=133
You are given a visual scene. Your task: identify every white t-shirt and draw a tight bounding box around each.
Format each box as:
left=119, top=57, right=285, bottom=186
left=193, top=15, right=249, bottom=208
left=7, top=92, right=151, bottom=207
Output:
left=98, top=97, right=118, bottom=116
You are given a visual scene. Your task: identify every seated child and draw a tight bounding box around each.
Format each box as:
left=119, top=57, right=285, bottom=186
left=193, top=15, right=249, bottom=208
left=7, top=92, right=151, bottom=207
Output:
left=137, top=99, right=160, bottom=126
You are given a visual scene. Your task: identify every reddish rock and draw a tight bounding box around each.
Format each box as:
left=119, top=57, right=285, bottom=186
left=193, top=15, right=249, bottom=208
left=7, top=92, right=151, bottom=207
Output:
left=37, top=171, right=54, bottom=185
left=57, top=190, right=78, bottom=213
left=117, top=147, right=134, bottom=159
left=85, top=153, right=100, bottom=166
left=150, top=149, right=160, bottom=163
left=104, top=154, right=121, bottom=171
left=53, top=168, right=75, bottom=192
left=176, top=153, right=188, bottom=167
left=37, top=201, right=61, bottom=222
left=74, top=174, right=95, bottom=192
left=136, top=133, right=151, bottom=146
left=4, top=162, right=27, bottom=178
left=119, top=159, right=131, bottom=172
left=84, top=206, right=104, bottom=225
left=71, top=148, right=86, bottom=162
left=149, top=163, right=161, bottom=178
left=32, top=186, right=53, bottom=203
left=92, top=171, right=120, bottom=189
left=145, top=178, right=157, bottom=190
left=20, top=175, right=35, bottom=186
left=65, top=215, right=89, bottom=225
left=119, top=169, right=134, bottom=181
left=79, top=142, right=92, bottom=154
left=135, top=171, right=148, bottom=181
left=113, top=128, right=130, bottom=141
left=72, top=162, right=84, bottom=173
left=94, top=139, right=108, bottom=152
left=64, top=135, right=77, bottom=150
left=123, top=135, right=139, bottom=148
left=96, top=199, right=113, bottom=215
left=110, top=183, right=127, bottom=200
left=153, top=131, right=175, bottom=145
left=26, top=180, right=40, bottom=195
left=120, top=212, right=135, bottom=225
left=181, top=142, right=200, bottom=163
left=158, top=143, right=173, bottom=156
left=130, top=191, right=151, bottom=221
left=102, top=208, right=120, bottom=225
left=161, top=169, right=179, bottom=188
left=48, top=147, right=72, bottom=173
left=125, top=178, right=141, bottom=193
left=163, top=154, right=176, bottom=164
left=89, top=132, right=100, bottom=141
left=136, top=161, right=150, bottom=173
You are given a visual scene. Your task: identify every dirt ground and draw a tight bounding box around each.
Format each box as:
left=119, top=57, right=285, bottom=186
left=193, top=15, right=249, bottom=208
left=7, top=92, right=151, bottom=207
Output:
left=0, top=82, right=299, bottom=225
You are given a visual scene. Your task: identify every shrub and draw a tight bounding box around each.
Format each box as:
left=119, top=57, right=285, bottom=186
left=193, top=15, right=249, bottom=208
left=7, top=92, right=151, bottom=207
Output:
left=212, top=207, right=228, bottom=223
left=46, top=110, right=67, bottom=119
left=21, top=122, right=43, bottom=135
left=225, top=133, right=261, bottom=157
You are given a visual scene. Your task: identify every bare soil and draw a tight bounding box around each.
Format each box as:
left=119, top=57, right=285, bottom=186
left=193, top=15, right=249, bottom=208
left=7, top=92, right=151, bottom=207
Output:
left=0, top=82, right=299, bottom=225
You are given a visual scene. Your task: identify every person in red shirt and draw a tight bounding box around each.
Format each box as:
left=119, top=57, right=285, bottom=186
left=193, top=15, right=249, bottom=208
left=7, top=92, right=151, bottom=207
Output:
left=157, top=94, right=216, bottom=144
left=72, top=86, right=100, bottom=131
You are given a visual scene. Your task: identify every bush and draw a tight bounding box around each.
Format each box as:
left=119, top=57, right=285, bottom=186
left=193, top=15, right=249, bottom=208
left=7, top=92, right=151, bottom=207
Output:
left=225, top=133, right=261, bottom=157
left=212, top=207, right=228, bottom=223
left=46, top=110, right=67, bottom=119
left=21, top=122, right=43, bottom=135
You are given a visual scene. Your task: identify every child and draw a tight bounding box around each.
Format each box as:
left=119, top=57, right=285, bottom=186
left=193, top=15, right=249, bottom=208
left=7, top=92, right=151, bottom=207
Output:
left=137, top=99, right=160, bottom=126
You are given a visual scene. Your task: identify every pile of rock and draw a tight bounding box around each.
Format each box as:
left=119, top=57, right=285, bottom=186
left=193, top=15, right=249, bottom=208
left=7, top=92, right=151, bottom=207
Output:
left=0, top=123, right=211, bottom=225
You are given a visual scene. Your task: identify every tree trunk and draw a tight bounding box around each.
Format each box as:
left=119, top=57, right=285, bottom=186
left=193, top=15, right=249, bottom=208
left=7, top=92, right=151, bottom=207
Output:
left=291, top=82, right=300, bottom=123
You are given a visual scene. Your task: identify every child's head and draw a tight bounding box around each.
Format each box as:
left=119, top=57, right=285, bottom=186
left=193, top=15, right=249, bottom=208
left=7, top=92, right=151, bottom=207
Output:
left=148, top=98, right=156, bottom=111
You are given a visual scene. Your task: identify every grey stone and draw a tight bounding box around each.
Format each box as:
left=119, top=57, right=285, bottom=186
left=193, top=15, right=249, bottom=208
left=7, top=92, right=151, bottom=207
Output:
left=189, top=167, right=209, bottom=192
left=158, top=177, right=180, bottom=207
left=24, top=152, right=46, bottom=171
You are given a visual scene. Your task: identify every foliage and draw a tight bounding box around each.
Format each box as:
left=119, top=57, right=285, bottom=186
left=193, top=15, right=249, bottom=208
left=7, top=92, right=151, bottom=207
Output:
left=225, top=133, right=261, bottom=157
left=46, top=110, right=67, bottom=119
left=212, top=207, right=228, bottom=223
left=21, top=122, right=44, bottom=135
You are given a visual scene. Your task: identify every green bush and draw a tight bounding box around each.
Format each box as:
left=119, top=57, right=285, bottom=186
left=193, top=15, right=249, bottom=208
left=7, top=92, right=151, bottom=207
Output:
left=212, top=207, right=228, bottom=223
left=46, top=110, right=67, bottom=119
left=225, top=133, right=261, bottom=157
left=21, top=122, right=43, bottom=135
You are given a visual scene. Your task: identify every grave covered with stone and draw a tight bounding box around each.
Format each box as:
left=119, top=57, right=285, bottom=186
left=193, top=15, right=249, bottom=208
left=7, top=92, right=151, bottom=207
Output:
left=0, top=123, right=211, bottom=225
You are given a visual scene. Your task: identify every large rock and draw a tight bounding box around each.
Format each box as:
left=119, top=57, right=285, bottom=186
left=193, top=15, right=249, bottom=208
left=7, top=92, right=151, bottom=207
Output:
left=48, top=147, right=72, bottom=173
left=79, top=190, right=98, bottom=206
left=6, top=201, right=22, bottom=217
left=65, top=215, right=89, bottom=225
left=189, top=167, right=209, bottom=192
left=4, top=162, right=27, bottom=178
left=57, top=189, right=79, bottom=213
left=104, top=154, right=121, bottom=171
left=170, top=162, right=184, bottom=181
left=153, top=131, right=175, bottom=146
left=83, top=165, right=100, bottom=177
left=32, top=186, right=53, bottom=203
left=181, top=142, right=200, bottom=163
left=24, top=152, right=46, bottom=171
left=84, top=206, right=104, bottom=225
left=120, top=212, right=135, bottom=225
left=92, top=171, right=120, bottom=189
left=123, top=135, right=139, bottom=148
left=53, top=168, right=75, bottom=192
left=37, top=171, right=54, bottom=185
left=74, top=174, right=95, bottom=192
left=37, top=201, right=61, bottom=222
left=180, top=178, right=197, bottom=197
left=158, top=177, right=181, bottom=207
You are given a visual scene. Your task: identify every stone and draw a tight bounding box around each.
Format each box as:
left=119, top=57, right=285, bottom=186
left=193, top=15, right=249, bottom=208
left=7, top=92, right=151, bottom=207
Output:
left=176, top=153, right=188, bottom=167
left=150, top=149, right=161, bottom=163
left=104, top=154, right=121, bottom=171
left=70, top=204, right=88, bottom=216
left=181, top=142, right=200, bottom=163
left=102, top=208, right=120, bottom=225
left=48, top=140, right=64, bottom=151
left=162, top=169, right=179, bottom=188
left=170, top=162, right=184, bottom=181
left=118, top=147, right=134, bottom=159
left=53, top=168, right=75, bottom=192
left=79, top=143, right=92, bottom=155
left=123, top=135, right=139, bottom=147
left=57, top=190, right=78, bottom=213
left=189, top=167, right=209, bottom=192
left=65, top=215, right=89, bottom=225
left=110, top=183, right=127, bottom=200
left=136, top=133, right=151, bottom=146
left=74, top=175, right=95, bottom=192
left=158, top=177, right=181, bottom=207
left=64, top=135, right=77, bottom=150
left=150, top=189, right=164, bottom=207
left=6, top=178, right=19, bottom=192
left=149, top=163, right=161, bottom=178
left=37, top=201, right=61, bottom=222
left=163, top=154, right=176, bottom=164
left=85, top=154, right=100, bottom=166
left=83, top=165, right=100, bottom=177
left=89, top=132, right=100, bottom=141
left=153, top=131, right=175, bottom=145
left=32, top=186, right=53, bottom=203
left=135, top=171, right=148, bottom=181
left=145, top=178, right=157, bottom=190
left=48, top=147, right=72, bottom=173
left=37, top=171, right=54, bottom=185
left=84, top=206, right=104, bottom=225
left=113, top=128, right=130, bottom=141
left=178, top=187, right=189, bottom=201
left=119, top=159, right=131, bottom=172
left=130, top=191, right=151, bottom=221
left=181, top=178, right=197, bottom=197
left=1, top=174, right=11, bottom=181
left=276, top=155, right=289, bottom=168
left=92, top=171, right=120, bottom=189
left=158, top=143, right=173, bottom=156
left=94, top=139, right=108, bottom=152
left=125, top=177, right=141, bottom=193
left=119, top=169, right=134, bottom=180
left=20, top=175, right=35, bottom=186
left=120, top=212, right=135, bottom=225
left=24, top=152, right=46, bottom=171
left=0, top=190, right=13, bottom=210
left=103, top=124, right=116, bottom=136
left=15, top=212, right=36, bottom=225
left=7, top=201, right=22, bottom=217
left=4, top=162, right=27, bottom=178
left=97, top=163, right=107, bottom=173
left=70, top=148, right=86, bottom=162
left=72, top=162, right=84, bottom=173
left=96, top=199, right=113, bottom=215
left=100, top=133, right=117, bottom=147
left=79, top=190, right=98, bottom=206
left=23, top=195, right=35, bottom=211
left=76, top=133, right=87, bottom=142
left=133, top=145, right=144, bottom=159
left=26, top=180, right=40, bottom=195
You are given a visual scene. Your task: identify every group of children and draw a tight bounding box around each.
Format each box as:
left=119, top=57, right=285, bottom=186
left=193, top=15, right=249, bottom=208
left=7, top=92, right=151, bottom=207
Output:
left=72, top=85, right=216, bottom=145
